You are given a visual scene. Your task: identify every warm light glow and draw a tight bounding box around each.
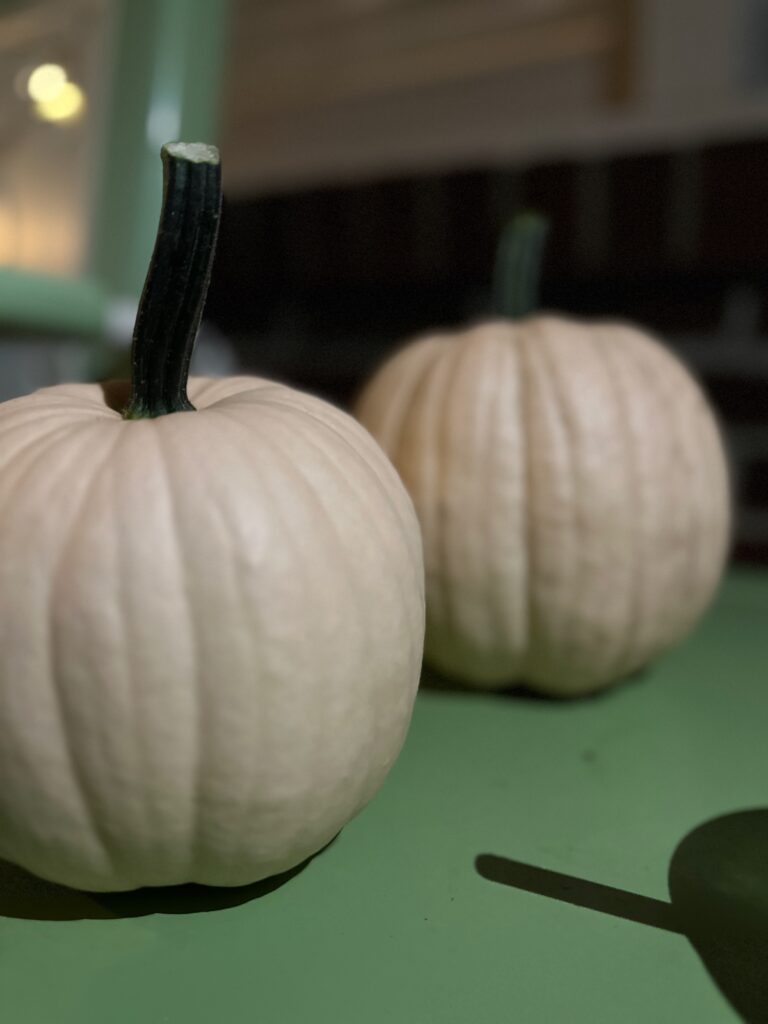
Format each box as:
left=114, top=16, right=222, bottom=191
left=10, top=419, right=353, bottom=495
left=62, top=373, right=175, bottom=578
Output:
left=35, top=81, right=85, bottom=122
left=26, top=63, right=67, bottom=103
left=0, top=202, right=14, bottom=263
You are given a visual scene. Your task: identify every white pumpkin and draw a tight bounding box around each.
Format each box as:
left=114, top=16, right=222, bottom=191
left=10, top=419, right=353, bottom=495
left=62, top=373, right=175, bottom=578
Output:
left=356, top=304, right=730, bottom=697
left=0, top=144, right=424, bottom=892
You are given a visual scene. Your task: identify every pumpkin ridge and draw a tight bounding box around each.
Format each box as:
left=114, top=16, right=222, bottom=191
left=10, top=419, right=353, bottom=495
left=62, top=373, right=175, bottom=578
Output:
left=109, top=430, right=148, bottom=876
left=220, top=405, right=353, bottom=830
left=439, top=333, right=481, bottom=663
left=620, top=330, right=725, bottom=659
left=549, top=323, right=627, bottom=691
left=609, top=332, right=664, bottom=668
left=416, top=341, right=458, bottom=650
left=511, top=326, right=534, bottom=684
left=237, top=409, right=380, bottom=820
left=593, top=329, right=643, bottom=681
left=47, top=422, right=128, bottom=879
left=159, top=408, right=284, bottom=880
left=0, top=407, right=104, bottom=444
left=661, top=342, right=704, bottom=648
left=690, top=397, right=731, bottom=600
left=672, top=347, right=723, bottom=635
left=518, top=321, right=550, bottom=686
left=195, top=417, right=265, bottom=862
left=624, top=331, right=675, bottom=667
left=526, top=320, right=578, bottom=687
left=0, top=421, right=118, bottom=880
left=484, top=328, right=525, bottom=676
left=152, top=424, right=205, bottom=881
left=533, top=318, right=620, bottom=692
left=553, top=326, right=590, bottom=684
left=499, top=327, right=528, bottom=679
left=0, top=418, right=100, bottom=484
left=201, top=410, right=298, bottom=873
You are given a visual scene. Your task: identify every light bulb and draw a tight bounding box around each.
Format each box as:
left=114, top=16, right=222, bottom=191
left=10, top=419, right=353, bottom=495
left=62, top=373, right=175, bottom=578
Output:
left=35, top=81, right=85, bottom=122
left=26, top=63, right=67, bottom=103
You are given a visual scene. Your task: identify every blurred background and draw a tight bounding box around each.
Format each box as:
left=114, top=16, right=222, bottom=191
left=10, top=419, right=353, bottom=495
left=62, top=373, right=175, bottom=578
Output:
left=1, top=0, right=767, bottom=560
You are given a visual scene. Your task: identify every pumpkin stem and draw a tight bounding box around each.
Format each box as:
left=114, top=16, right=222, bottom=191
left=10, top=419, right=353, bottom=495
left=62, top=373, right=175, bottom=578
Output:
left=492, top=211, right=549, bottom=319
left=123, top=142, right=222, bottom=420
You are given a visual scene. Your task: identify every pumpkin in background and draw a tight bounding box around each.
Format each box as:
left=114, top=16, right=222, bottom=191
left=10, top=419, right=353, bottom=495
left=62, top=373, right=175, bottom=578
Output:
left=0, top=143, right=424, bottom=892
left=355, top=215, right=730, bottom=697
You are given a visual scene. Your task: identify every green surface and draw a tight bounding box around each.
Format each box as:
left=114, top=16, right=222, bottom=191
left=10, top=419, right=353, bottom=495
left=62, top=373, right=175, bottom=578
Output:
left=0, top=570, right=765, bottom=1023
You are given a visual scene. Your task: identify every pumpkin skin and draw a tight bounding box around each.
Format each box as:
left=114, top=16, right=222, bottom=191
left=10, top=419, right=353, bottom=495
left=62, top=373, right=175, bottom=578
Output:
left=355, top=316, right=729, bottom=696
left=0, top=375, right=424, bottom=891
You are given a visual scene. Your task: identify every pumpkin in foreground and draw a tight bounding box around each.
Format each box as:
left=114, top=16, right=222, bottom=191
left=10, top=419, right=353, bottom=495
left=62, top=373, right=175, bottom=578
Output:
left=355, top=215, right=730, bottom=696
left=0, top=143, right=424, bottom=892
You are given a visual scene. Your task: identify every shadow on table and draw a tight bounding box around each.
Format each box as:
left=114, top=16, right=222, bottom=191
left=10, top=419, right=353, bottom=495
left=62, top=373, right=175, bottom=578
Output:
left=477, top=809, right=768, bottom=1024
left=668, top=809, right=768, bottom=1024
left=0, top=837, right=337, bottom=922
left=420, top=663, right=648, bottom=703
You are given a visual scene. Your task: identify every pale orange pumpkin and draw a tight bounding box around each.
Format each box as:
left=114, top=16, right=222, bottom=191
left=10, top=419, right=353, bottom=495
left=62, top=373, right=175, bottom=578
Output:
left=0, top=144, right=425, bottom=891
left=356, top=216, right=730, bottom=696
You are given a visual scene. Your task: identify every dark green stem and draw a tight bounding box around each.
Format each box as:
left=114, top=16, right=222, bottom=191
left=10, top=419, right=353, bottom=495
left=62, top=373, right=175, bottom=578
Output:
left=492, top=211, right=549, bottom=320
left=123, top=142, right=222, bottom=419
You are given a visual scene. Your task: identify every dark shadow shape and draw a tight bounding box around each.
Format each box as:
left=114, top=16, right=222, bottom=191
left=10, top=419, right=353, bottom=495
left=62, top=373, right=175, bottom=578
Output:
left=669, top=809, right=768, bottom=1024
left=419, top=665, right=466, bottom=693
left=420, top=664, right=570, bottom=701
left=99, top=379, right=131, bottom=413
left=0, top=834, right=338, bottom=921
left=422, top=663, right=648, bottom=703
left=477, top=808, right=768, bottom=1024
left=99, top=859, right=309, bottom=919
left=475, top=854, right=681, bottom=932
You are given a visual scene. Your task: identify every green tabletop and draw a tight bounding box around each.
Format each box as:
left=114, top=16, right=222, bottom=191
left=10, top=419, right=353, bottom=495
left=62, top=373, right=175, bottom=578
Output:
left=1, top=569, right=765, bottom=1023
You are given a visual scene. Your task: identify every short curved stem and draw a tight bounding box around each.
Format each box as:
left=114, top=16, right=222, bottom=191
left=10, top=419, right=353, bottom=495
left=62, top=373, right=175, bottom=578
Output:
left=123, top=142, right=222, bottom=420
left=492, top=212, right=549, bottom=320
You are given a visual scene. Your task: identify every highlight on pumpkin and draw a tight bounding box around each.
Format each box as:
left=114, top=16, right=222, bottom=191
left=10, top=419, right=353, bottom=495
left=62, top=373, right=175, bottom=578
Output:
left=355, top=213, right=731, bottom=697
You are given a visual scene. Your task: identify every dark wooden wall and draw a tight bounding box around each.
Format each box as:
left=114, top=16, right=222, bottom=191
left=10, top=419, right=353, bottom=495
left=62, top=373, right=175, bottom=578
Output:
left=206, top=136, right=768, bottom=560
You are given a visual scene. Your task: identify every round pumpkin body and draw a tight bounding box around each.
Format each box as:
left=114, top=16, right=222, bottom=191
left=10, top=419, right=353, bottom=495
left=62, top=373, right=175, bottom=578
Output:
left=356, top=316, right=730, bottom=696
left=0, top=376, right=424, bottom=891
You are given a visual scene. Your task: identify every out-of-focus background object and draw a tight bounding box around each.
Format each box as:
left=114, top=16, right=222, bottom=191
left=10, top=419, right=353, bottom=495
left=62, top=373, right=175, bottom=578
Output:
left=211, top=0, right=768, bottom=564
left=0, top=0, right=233, bottom=390
left=1, top=0, right=768, bottom=559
